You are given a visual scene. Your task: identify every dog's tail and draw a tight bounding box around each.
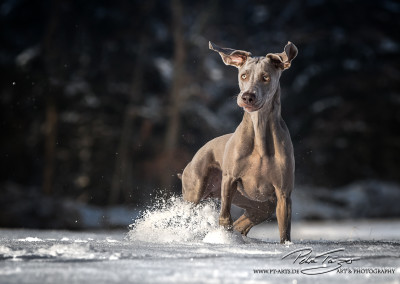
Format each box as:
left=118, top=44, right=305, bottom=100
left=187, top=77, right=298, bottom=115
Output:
left=177, top=173, right=182, bottom=180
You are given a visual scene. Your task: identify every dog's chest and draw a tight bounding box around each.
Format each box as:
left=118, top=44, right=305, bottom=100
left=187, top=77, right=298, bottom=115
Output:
left=235, top=156, right=278, bottom=201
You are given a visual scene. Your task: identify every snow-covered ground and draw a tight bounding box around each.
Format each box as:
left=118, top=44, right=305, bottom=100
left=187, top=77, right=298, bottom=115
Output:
left=1, top=198, right=399, bottom=284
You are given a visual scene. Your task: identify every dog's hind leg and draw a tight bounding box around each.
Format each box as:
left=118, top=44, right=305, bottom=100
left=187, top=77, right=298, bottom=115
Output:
left=181, top=161, right=222, bottom=204
left=232, top=194, right=276, bottom=236
left=181, top=134, right=231, bottom=204
left=181, top=162, right=204, bottom=204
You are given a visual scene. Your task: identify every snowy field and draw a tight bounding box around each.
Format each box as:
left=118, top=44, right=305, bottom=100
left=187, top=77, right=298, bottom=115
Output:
left=1, top=198, right=399, bottom=284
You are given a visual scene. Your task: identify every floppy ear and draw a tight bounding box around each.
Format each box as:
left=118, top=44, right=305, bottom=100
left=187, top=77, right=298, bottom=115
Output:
left=209, top=41, right=251, bottom=68
left=266, top=41, right=298, bottom=70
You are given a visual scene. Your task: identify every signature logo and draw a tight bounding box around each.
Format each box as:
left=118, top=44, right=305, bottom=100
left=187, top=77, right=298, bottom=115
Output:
left=281, top=247, right=360, bottom=275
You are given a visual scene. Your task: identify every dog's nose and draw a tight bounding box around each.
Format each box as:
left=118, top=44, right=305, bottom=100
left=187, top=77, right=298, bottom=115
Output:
left=242, top=92, right=256, bottom=105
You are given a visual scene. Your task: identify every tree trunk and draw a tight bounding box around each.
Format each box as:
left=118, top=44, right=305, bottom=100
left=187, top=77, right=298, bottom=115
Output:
left=42, top=0, right=61, bottom=195
left=161, top=0, right=186, bottom=193
left=43, top=97, right=58, bottom=195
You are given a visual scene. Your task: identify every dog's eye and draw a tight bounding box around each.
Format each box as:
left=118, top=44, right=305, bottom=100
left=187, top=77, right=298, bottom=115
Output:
left=241, top=74, right=247, bottom=80
left=263, top=75, right=270, bottom=82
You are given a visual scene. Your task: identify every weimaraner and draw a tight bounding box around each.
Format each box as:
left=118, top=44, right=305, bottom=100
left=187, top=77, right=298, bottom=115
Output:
left=180, top=41, right=298, bottom=243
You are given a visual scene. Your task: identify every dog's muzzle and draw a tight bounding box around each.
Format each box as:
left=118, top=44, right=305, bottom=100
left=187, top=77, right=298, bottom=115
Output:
left=238, top=92, right=262, bottom=112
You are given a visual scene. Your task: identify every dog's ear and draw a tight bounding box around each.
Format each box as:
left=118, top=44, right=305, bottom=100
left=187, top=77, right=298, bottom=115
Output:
left=266, top=41, right=298, bottom=70
left=209, top=41, right=251, bottom=68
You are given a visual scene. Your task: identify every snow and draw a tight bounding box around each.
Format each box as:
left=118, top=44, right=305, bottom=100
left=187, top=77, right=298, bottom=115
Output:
left=128, top=197, right=244, bottom=245
left=292, top=180, right=400, bottom=220
left=154, top=57, right=173, bottom=83
left=15, top=45, right=40, bottom=67
left=16, top=237, right=44, bottom=242
left=202, top=229, right=245, bottom=244
left=0, top=198, right=399, bottom=283
left=128, top=197, right=222, bottom=243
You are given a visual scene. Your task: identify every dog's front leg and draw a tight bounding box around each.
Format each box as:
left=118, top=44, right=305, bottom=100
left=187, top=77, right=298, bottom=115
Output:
left=276, top=191, right=292, bottom=243
left=219, top=175, right=236, bottom=229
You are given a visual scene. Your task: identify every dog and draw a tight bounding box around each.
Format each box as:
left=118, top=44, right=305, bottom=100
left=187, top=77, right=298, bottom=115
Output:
left=180, top=41, right=298, bottom=243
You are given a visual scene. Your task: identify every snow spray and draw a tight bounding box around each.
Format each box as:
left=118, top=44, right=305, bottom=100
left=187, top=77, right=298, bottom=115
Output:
left=127, top=196, right=244, bottom=244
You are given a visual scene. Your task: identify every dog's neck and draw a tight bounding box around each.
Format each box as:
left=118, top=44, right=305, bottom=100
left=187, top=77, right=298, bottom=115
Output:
left=240, top=85, right=283, bottom=157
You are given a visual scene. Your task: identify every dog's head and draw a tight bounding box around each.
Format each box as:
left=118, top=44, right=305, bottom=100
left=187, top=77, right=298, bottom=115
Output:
left=209, top=41, right=298, bottom=113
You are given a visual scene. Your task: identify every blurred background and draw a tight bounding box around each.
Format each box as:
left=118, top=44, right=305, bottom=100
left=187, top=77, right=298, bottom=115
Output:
left=1, top=0, right=399, bottom=230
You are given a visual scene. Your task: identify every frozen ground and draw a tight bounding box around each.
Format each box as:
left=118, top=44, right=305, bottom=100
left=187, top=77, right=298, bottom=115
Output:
left=0, top=199, right=399, bottom=284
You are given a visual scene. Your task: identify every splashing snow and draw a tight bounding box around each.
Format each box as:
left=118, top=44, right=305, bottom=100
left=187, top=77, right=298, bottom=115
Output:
left=128, top=197, right=244, bottom=244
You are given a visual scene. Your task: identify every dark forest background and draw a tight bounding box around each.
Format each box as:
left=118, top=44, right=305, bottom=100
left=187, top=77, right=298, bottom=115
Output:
left=1, top=0, right=399, bottom=229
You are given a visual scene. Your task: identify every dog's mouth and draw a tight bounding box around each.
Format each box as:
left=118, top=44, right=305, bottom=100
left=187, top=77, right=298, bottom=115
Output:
left=237, top=101, right=263, bottom=113
left=243, top=106, right=260, bottom=112
left=237, top=92, right=265, bottom=113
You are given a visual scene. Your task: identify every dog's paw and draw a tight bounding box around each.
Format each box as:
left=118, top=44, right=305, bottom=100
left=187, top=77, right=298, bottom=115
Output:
left=233, top=222, right=253, bottom=236
left=219, top=217, right=233, bottom=231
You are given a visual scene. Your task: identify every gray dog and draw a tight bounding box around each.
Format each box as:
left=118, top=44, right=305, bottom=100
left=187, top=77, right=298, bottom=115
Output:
left=180, top=41, right=298, bottom=243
